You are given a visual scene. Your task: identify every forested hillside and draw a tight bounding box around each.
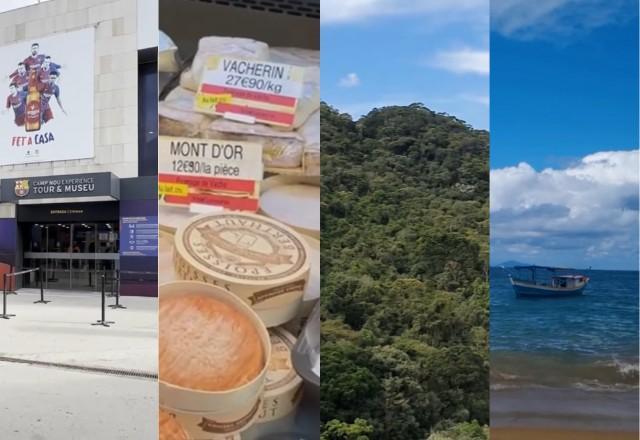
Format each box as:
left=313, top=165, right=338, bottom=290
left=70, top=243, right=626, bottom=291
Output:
left=320, top=103, right=490, bottom=440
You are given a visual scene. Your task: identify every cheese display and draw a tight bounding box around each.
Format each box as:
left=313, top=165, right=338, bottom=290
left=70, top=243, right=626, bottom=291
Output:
left=174, top=212, right=310, bottom=327
left=160, top=293, right=264, bottom=392
left=161, top=37, right=320, bottom=177
left=160, top=409, right=190, bottom=440
left=159, top=8, right=319, bottom=436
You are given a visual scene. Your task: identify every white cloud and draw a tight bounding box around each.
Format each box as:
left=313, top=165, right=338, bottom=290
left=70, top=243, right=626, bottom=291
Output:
left=492, top=0, right=634, bottom=40
left=338, top=73, right=361, bottom=88
left=431, top=49, right=489, bottom=75
left=458, top=93, right=490, bottom=106
left=491, top=150, right=639, bottom=267
left=322, top=0, right=487, bottom=24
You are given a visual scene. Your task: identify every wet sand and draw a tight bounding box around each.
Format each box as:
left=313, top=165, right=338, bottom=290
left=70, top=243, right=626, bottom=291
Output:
left=492, top=427, right=638, bottom=440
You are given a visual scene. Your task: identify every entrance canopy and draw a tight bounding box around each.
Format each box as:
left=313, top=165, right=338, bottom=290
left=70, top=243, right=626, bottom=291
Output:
left=0, top=172, right=119, bottom=205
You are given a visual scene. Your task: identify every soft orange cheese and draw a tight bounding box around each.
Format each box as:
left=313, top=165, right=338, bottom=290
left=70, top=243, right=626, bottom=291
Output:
left=160, top=294, right=264, bottom=391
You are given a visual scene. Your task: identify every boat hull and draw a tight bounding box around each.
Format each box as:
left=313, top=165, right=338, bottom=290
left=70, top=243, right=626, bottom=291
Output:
left=511, top=280, right=587, bottom=297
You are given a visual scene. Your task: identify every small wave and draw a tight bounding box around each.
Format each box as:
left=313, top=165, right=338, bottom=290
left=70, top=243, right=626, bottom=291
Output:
left=491, top=381, right=638, bottom=392
left=572, top=380, right=637, bottom=393
left=494, top=372, right=520, bottom=380
left=593, top=358, right=640, bottom=378
left=611, top=359, right=640, bottom=377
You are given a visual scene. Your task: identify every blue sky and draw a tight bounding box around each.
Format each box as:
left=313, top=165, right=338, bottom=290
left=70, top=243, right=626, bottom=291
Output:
left=321, top=0, right=489, bottom=129
left=490, top=0, right=639, bottom=270
left=491, top=0, right=639, bottom=169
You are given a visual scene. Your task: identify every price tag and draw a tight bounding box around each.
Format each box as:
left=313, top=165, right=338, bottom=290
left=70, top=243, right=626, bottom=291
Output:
left=158, top=182, right=189, bottom=197
left=194, top=56, right=304, bottom=127
left=158, top=136, right=263, bottom=181
left=158, top=135, right=263, bottom=212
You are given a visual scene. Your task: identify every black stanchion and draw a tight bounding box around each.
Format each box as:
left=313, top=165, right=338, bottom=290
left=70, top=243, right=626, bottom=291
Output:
left=107, top=271, right=116, bottom=298
left=33, top=267, right=50, bottom=304
left=6, top=265, right=16, bottom=295
left=109, top=271, right=126, bottom=310
left=1, top=273, right=15, bottom=319
left=91, top=275, right=114, bottom=327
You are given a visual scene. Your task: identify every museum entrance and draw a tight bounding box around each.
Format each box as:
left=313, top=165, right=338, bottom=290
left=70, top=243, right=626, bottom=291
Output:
left=15, top=202, right=121, bottom=292
left=22, top=222, right=119, bottom=291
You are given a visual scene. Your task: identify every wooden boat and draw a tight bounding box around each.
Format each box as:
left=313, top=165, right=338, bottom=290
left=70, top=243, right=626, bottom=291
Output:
left=509, top=266, right=589, bottom=297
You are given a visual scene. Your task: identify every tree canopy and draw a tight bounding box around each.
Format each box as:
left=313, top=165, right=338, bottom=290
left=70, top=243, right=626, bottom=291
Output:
left=321, top=102, right=489, bottom=440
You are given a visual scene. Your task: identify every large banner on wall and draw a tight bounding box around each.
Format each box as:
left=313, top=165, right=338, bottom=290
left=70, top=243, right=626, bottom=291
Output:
left=0, top=27, right=94, bottom=165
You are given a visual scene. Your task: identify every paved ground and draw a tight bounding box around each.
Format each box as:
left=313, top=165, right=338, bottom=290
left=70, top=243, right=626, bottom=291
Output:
left=0, top=289, right=158, bottom=440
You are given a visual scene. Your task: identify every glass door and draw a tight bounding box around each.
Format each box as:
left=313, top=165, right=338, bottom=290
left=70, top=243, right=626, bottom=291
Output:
left=23, top=222, right=119, bottom=291
left=70, top=223, right=96, bottom=290
left=45, top=224, right=72, bottom=290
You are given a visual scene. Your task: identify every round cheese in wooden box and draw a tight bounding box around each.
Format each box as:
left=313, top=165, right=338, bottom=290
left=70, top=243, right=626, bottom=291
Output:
left=257, top=327, right=304, bottom=424
left=174, top=213, right=310, bottom=327
left=159, top=281, right=270, bottom=438
left=168, top=402, right=258, bottom=439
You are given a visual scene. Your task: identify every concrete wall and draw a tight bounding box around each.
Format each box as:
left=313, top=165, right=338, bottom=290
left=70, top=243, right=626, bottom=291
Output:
left=0, top=0, right=139, bottom=179
left=137, top=0, right=158, bottom=50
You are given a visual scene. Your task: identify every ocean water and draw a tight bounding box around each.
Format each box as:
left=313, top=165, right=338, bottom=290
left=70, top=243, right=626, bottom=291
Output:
left=490, top=267, right=639, bottom=430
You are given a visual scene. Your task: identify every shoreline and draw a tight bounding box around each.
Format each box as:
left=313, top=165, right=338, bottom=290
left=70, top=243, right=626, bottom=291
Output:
left=491, top=387, right=638, bottom=432
left=491, top=427, right=638, bottom=440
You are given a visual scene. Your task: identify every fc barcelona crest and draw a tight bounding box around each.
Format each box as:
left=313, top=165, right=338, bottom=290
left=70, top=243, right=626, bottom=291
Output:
left=14, top=179, right=29, bottom=197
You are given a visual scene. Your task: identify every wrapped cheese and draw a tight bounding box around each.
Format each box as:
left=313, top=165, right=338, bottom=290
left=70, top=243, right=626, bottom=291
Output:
left=159, top=87, right=210, bottom=137
left=160, top=87, right=305, bottom=169
left=181, top=37, right=269, bottom=92
left=299, top=110, right=320, bottom=175
left=179, top=68, right=198, bottom=92
left=184, top=39, right=319, bottom=129
left=270, top=47, right=320, bottom=129
left=159, top=31, right=180, bottom=73
left=202, top=118, right=304, bottom=169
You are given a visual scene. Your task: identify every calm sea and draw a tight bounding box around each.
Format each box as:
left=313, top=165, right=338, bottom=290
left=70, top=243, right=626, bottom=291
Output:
left=490, top=267, right=639, bottom=430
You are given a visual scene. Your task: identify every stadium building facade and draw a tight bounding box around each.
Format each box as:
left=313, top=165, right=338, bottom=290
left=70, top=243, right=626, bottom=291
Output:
left=0, top=0, right=158, bottom=296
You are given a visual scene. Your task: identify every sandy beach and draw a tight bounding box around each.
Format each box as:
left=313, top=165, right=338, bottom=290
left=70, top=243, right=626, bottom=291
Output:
left=492, top=427, right=638, bottom=440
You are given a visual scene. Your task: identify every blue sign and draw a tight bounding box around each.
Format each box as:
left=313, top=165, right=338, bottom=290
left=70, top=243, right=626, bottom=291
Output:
left=120, top=216, right=158, bottom=257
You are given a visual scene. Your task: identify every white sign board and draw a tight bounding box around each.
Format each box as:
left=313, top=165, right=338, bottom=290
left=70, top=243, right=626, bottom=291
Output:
left=0, top=27, right=95, bottom=165
left=158, top=136, right=264, bottom=181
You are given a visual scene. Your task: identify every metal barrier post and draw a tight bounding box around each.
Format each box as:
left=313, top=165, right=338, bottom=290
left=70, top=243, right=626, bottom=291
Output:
left=7, top=265, right=16, bottom=295
left=91, top=274, right=114, bottom=327
left=109, top=271, right=126, bottom=310
left=1, top=273, right=15, bottom=319
left=34, top=267, right=50, bottom=304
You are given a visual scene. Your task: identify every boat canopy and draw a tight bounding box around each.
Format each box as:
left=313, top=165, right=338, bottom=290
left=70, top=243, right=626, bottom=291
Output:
left=514, top=265, right=571, bottom=271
